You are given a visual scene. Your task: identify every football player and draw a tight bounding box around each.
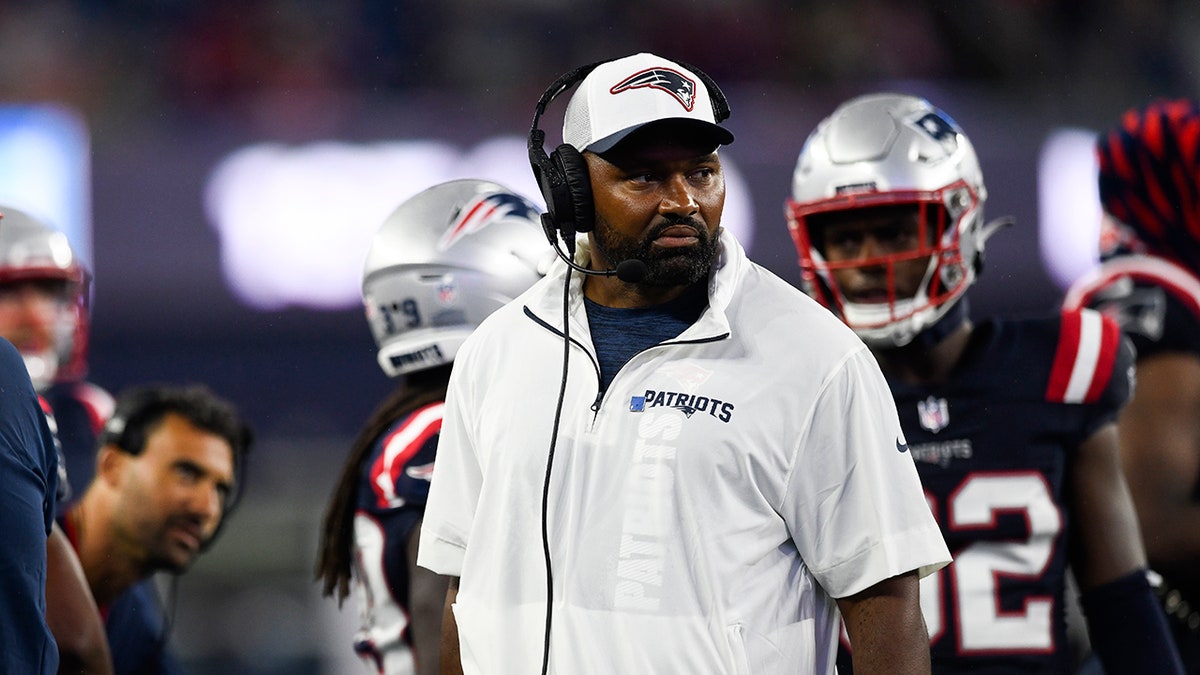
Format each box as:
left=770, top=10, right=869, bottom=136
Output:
left=786, top=93, right=1182, bottom=673
left=0, top=205, right=114, bottom=501
left=1063, top=98, right=1200, bottom=672
left=0, top=206, right=113, bottom=674
left=315, top=179, right=549, bottom=674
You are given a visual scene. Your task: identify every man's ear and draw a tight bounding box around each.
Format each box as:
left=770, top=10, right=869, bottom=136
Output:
left=95, top=445, right=129, bottom=488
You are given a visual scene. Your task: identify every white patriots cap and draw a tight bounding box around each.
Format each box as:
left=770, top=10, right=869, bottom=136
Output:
left=562, top=52, right=735, bottom=154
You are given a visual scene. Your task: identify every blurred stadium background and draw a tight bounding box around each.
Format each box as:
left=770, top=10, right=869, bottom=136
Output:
left=1, top=1, right=1197, bottom=672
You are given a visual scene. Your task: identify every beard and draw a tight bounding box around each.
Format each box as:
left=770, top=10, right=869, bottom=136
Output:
left=592, top=215, right=721, bottom=287
left=142, top=515, right=210, bottom=575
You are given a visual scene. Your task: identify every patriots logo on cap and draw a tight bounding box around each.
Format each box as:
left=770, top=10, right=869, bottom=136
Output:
left=437, top=192, right=538, bottom=251
left=610, top=68, right=697, bottom=111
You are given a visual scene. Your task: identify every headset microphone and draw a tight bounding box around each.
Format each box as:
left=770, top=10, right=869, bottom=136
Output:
left=613, top=259, right=648, bottom=283
left=542, top=213, right=648, bottom=283
left=552, top=247, right=648, bottom=283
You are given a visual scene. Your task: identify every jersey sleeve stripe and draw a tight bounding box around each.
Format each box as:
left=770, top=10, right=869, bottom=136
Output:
left=1046, top=310, right=1082, bottom=403
left=1083, top=313, right=1120, bottom=403
left=369, top=401, right=444, bottom=508
left=1047, top=309, right=1114, bottom=404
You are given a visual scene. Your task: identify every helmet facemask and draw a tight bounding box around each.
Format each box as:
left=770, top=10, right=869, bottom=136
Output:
left=789, top=185, right=979, bottom=347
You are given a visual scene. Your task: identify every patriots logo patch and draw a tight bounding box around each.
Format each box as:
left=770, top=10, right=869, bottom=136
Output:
left=631, top=389, right=735, bottom=423
left=610, top=68, right=697, bottom=111
left=437, top=192, right=539, bottom=251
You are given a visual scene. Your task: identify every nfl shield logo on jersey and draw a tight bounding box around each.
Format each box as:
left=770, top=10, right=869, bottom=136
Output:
left=917, top=396, right=949, bottom=433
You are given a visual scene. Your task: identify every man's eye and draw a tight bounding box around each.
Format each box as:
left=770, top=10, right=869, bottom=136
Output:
left=175, top=464, right=201, bottom=481
left=829, top=233, right=861, bottom=250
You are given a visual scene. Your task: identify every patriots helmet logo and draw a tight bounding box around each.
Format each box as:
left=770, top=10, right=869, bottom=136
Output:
left=910, top=111, right=960, bottom=155
left=437, top=192, right=539, bottom=251
left=610, top=68, right=697, bottom=111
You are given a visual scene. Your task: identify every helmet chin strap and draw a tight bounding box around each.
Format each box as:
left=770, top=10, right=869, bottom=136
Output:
left=913, top=296, right=970, bottom=349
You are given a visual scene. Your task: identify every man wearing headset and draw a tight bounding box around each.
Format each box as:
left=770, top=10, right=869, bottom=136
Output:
left=60, top=383, right=252, bottom=674
left=417, top=53, right=950, bottom=675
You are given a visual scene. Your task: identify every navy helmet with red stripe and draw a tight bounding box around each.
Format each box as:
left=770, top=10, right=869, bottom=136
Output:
left=1097, top=99, right=1200, bottom=272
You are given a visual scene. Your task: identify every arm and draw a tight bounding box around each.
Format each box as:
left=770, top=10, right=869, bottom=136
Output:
left=1070, top=421, right=1184, bottom=673
left=46, top=521, right=113, bottom=675
left=440, top=577, right=463, bottom=675
left=835, top=571, right=930, bottom=675
left=1115, top=353, right=1200, bottom=591
left=407, top=521, right=449, bottom=675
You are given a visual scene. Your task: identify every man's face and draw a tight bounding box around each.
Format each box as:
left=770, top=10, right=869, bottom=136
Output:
left=0, top=279, right=76, bottom=386
left=583, top=125, right=726, bottom=287
left=811, top=204, right=933, bottom=305
left=113, top=413, right=235, bottom=574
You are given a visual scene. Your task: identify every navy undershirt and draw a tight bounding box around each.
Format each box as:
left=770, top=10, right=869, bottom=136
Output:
left=584, top=283, right=708, bottom=390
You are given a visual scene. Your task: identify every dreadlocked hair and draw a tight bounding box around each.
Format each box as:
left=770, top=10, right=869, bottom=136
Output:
left=315, top=363, right=452, bottom=606
left=1097, top=98, right=1200, bottom=272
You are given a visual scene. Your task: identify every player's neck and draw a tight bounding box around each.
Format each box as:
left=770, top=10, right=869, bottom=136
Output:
left=873, top=320, right=974, bottom=386
left=71, top=495, right=147, bottom=606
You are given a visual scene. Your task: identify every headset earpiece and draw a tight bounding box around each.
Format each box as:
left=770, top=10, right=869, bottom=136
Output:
left=550, top=143, right=594, bottom=234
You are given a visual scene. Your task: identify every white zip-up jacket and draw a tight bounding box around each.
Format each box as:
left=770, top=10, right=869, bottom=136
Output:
left=419, top=230, right=950, bottom=674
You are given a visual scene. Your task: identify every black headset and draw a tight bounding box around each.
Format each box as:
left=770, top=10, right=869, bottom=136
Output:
left=526, top=57, right=731, bottom=253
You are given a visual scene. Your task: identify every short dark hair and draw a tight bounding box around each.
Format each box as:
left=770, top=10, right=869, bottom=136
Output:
left=100, top=383, right=254, bottom=506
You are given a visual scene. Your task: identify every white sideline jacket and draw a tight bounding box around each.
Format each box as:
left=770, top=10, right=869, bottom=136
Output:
left=418, top=230, right=950, bottom=674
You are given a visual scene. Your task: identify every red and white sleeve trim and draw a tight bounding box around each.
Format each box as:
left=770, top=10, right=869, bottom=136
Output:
left=1046, top=308, right=1120, bottom=404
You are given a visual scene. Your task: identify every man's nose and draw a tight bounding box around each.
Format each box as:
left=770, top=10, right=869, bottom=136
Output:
left=658, top=174, right=698, bottom=215
left=188, top=481, right=224, bottom=527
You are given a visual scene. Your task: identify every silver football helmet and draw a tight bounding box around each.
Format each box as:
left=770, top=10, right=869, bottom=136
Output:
left=362, top=179, right=551, bottom=377
left=786, top=93, right=1006, bottom=347
left=0, top=205, right=89, bottom=389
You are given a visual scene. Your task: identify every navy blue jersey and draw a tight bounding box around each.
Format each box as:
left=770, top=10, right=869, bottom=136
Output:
left=1064, top=255, right=1200, bottom=671
left=105, top=580, right=183, bottom=675
left=59, top=513, right=183, bottom=675
left=840, top=309, right=1132, bottom=674
left=0, top=338, right=60, bottom=674
left=350, top=400, right=441, bottom=671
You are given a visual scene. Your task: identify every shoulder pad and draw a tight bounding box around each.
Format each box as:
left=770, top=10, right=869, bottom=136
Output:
left=1046, top=308, right=1124, bottom=404
left=71, top=381, right=116, bottom=434
left=1064, top=256, right=1200, bottom=331
left=368, top=401, right=444, bottom=509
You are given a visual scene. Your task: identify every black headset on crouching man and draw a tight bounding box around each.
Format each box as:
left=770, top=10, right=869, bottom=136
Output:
left=524, top=55, right=731, bottom=675
left=526, top=56, right=732, bottom=282
left=97, top=384, right=254, bottom=551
